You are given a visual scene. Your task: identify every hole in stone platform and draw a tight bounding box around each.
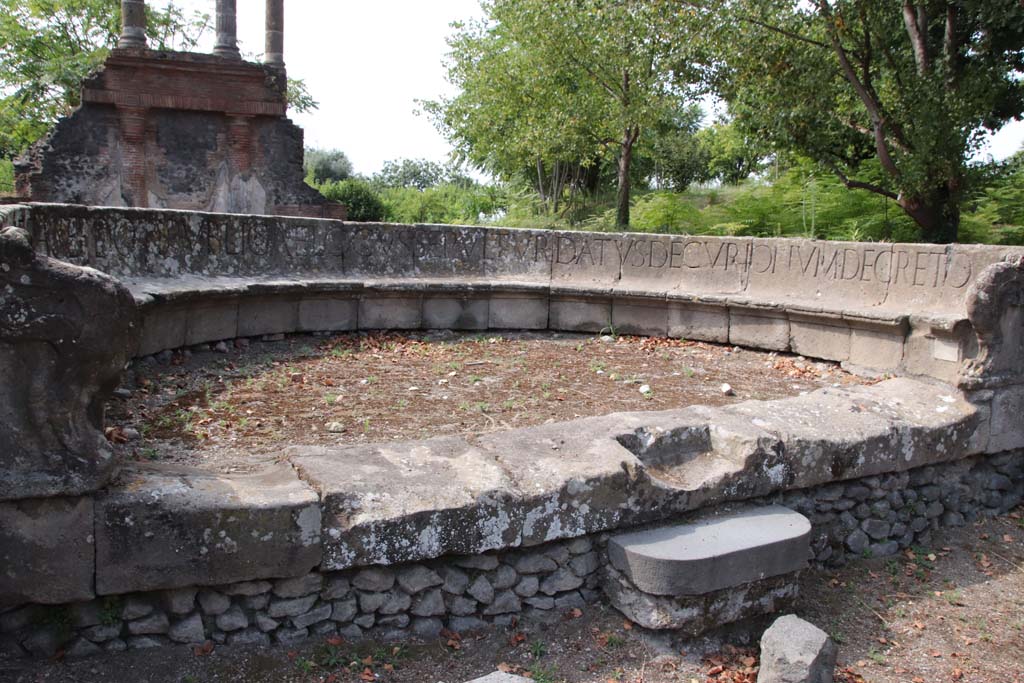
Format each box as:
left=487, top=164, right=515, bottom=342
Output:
left=106, top=330, right=870, bottom=473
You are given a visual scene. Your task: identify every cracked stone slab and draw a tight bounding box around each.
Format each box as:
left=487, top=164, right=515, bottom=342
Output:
left=474, top=415, right=657, bottom=546
left=291, top=419, right=656, bottom=571
left=710, top=378, right=980, bottom=486
left=95, top=463, right=321, bottom=595
left=290, top=437, right=521, bottom=571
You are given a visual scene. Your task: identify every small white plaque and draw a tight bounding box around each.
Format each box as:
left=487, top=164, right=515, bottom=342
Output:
left=932, top=337, right=960, bottom=362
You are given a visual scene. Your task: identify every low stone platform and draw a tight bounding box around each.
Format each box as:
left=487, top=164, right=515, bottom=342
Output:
left=602, top=507, right=810, bottom=633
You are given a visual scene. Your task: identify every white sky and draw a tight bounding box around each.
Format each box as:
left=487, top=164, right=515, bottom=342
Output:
left=155, top=1, right=1022, bottom=176
left=155, top=0, right=485, bottom=176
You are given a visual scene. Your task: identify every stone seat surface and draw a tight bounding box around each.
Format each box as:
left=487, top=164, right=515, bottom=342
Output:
left=607, top=505, right=812, bottom=596
left=123, top=274, right=961, bottom=330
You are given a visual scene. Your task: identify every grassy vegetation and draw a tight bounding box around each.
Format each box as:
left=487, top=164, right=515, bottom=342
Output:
left=307, top=154, right=1024, bottom=245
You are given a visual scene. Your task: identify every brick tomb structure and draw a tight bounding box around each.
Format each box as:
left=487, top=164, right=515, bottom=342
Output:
left=12, top=0, right=344, bottom=219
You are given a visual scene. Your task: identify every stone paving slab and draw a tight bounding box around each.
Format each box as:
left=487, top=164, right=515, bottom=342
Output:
left=607, top=506, right=811, bottom=596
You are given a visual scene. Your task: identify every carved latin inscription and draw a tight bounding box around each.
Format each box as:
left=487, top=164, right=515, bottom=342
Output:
left=31, top=208, right=1012, bottom=296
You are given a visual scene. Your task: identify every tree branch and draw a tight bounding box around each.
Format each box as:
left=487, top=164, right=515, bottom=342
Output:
left=815, top=0, right=903, bottom=178
left=737, top=15, right=831, bottom=51
left=943, top=5, right=962, bottom=89
left=902, top=2, right=930, bottom=75
left=821, top=158, right=899, bottom=200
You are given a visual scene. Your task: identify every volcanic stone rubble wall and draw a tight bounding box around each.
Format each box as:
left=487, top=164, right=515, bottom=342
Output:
left=1, top=203, right=1022, bottom=659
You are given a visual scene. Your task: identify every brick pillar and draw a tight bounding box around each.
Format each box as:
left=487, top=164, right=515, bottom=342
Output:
left=227, top=116, right=253, bottom=174
left=119, top=107, right=148, bottom=207
left=118, top=0, right=147, bottom=49
left=214, top=0, right=240, bottom=59
left=265, top=0, right=285, bottom=68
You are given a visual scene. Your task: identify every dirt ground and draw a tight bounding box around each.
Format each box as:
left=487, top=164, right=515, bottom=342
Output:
left=3, top=510, right=1021, bottom=683
left=107, top=331, right=869, bottom=473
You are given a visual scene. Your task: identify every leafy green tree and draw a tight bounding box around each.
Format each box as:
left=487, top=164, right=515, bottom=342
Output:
left=286, top=77, right=319, bottom=115
left=304, top=148, right=353, bottom=184
left=644, top=103, right=711, bottom=190
left=371, top=158, right=478, bottom=191
left=715, top=0, right=1024, bottom=242
left=0, top=0, right=211, bottom=156
left=696, top=121, right=766, bottom=185
left=0, top=158, right=14, bottom=194
left=373, top=158, right=446, bottom=190
left=426, top=0, right=701, bottom=227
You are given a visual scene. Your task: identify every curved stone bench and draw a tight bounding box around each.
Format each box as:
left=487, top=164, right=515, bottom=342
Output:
left=1, top=202, right=1022, bottom=658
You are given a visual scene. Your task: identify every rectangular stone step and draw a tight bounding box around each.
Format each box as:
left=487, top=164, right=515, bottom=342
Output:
left=607, top=505, right=811, bottom=596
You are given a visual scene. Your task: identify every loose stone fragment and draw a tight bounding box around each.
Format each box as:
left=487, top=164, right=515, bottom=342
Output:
left=268, top=595, right=318, bottom=619
left=467, top=576, right=494, bottom=604
left=292, top=603, right=332, bottom=629
left=197, top=590, right=231, bottom=616
left=127, top=613, right=169, bottom=636
left=758, top=614, right=837, bottom=683
left=321, top=575, right=351, bottom=600
left=215, top=606, right=248, bottom=632
left=331, top=597, right=358, bottom=623
left=411, top=588, right=446, bottom=617
left=539, top=569, right=584, bottom=596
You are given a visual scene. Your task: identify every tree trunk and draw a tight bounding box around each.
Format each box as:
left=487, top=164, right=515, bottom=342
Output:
left=535, top=158, right=548, bottom=212
left=616, top=126, right=638, bottom=228
left=898, top=183, right=960, bottom=244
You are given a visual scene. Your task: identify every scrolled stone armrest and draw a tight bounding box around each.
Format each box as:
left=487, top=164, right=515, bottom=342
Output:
left=0, top=227, right=141, bottom=500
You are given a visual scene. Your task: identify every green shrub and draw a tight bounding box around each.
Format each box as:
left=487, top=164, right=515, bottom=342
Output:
left=318, top=178, right=386, bottom=222
left=0, top=159, right=13, bottom=194
left=380, top=183, right=508, bottom=225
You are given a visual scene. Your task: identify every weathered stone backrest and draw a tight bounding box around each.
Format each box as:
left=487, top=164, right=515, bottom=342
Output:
left=13, top=203, right=1024, bottom=393
left=26, top=204, right=1024, bottom=310
left=0, top=204, right=32, bottom=232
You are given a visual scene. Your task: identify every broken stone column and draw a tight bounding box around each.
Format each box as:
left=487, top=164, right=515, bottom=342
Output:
left=0, top=227, right=140, bottom=500
left=214, top=0, right=241, bottom=59
left=117, top=0, right=147, bottom=50
left=265, top=0, right=285, bottom=67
